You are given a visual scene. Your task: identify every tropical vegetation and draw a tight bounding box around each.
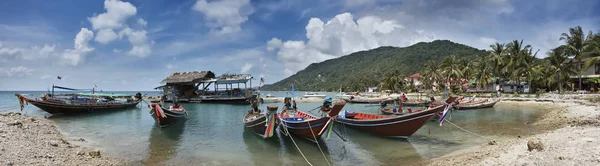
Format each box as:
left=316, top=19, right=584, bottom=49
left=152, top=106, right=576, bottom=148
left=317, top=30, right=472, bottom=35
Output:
left=262, top=26, right=600, bottom=94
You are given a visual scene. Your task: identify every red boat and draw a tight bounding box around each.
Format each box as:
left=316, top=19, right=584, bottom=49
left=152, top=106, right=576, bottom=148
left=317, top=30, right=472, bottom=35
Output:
left=279, top=101, right=346, bottom=142
left=243, top=106, right=279, bottom=139
left=335, top=104, right=448, bottom=138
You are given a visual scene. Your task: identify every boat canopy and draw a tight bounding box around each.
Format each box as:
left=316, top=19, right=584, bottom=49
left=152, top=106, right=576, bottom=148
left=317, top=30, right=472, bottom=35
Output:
left=75, top=93, right=132, bottom=97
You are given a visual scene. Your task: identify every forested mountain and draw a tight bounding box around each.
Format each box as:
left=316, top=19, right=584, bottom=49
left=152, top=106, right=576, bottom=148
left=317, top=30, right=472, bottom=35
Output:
left=261, top=40, right=488, bottom=91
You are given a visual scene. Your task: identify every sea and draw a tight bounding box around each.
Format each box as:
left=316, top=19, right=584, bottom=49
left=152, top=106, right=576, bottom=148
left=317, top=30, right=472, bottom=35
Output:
left=0, top=91, right=544, bottom=165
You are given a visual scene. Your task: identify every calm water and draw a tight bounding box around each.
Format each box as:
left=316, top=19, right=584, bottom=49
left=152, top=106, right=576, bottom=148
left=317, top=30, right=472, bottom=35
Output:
left=1, top=91, right=544, bottom=165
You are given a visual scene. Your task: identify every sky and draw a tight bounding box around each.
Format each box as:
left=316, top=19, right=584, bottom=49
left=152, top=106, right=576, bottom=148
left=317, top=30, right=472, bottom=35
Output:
left=0, top=0, right=599, bottom=91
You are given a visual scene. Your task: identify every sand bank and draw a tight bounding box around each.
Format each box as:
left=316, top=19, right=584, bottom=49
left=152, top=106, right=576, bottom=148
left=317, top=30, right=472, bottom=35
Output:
left=0, top=112, right=121, bottom=166
left=428, top=101, right=600, bottom=165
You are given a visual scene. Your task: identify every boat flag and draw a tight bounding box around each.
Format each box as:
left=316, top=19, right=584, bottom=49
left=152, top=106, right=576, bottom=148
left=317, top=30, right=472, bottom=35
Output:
left=260, top=77, right=264, bottom=83
left=57, top=76, right=62, bottom=80
left=291, top=80, right=295, bottom=97
left=438, top=104, right=452, bottom=126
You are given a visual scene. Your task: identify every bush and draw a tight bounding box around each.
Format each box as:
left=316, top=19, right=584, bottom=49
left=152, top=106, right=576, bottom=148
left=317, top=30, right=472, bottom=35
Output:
left=512, top=92, right=520, bottom=98
left=525, top=94, right=531, bottom=98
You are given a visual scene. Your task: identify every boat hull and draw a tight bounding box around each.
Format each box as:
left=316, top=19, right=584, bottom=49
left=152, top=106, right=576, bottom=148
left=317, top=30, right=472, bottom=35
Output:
left=26, top=99, right=140, bottom=114
left=454, top=100, right=499, bottom=110
left=280, top=117, right=330, bottom=142
left=200, top=97, right=252, bottom=104
left=243, top=113, right=279, bottom=138
left=150, top=105, right=187, bottom=127
left=336, top=105, right=446, bottom=137
left=402, top=101, right=430, bottom=106
left=343, top=98, right=396, bottom=104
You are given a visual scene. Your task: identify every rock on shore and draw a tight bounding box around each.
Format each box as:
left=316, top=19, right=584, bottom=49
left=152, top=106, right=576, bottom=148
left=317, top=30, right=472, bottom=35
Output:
left=0, top=112, right=121, bottom=165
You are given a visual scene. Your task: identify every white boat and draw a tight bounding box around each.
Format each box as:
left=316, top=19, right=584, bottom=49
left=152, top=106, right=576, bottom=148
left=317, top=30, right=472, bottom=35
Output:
left=303, top=92, right=326, bottom=99
left=260, top=94, right=278, bottom=103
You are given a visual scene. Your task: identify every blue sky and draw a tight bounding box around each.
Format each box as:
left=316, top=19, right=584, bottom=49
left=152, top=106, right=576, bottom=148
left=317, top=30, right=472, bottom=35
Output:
left=1, top=0, right=599, bottom=91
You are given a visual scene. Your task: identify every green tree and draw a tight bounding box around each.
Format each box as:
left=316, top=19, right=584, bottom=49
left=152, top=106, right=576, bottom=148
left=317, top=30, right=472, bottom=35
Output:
left=560, top=26, right=594, bottom=90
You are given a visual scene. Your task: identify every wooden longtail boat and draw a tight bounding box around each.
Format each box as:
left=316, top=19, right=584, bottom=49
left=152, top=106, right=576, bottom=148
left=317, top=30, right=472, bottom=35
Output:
left=335, top=104, right=448, bottom=138
left=402, top=100, right=431, bottom=106
left=243, top=106, right=279, bottom=139
left=454, top=99, right=500, bottom=110
left=148, top=103, right=187, bottom=127
left=343, top=97, right=396, bottom=104
left=279, top=101, right=346, bottom=142
left=15, top=93, right=141, bottom=114
left=458, top=98, right=488, bottom=105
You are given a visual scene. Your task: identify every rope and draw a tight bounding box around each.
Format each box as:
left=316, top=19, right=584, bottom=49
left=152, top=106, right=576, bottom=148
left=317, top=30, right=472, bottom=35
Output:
left=445, top=119, right=490, bottom=140
left=281, top=120, right=313, bottom=166
left=308, top=120, right=331, bottom=166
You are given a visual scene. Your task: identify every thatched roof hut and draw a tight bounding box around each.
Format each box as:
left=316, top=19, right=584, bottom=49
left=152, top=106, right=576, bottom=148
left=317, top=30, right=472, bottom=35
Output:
left=161, top=71, right=216, bottom=85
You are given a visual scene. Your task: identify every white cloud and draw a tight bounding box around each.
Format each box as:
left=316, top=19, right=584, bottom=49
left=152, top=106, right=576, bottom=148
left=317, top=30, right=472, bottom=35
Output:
left=192, top=0, right=254, bottom=35
left=112, top=49, right=122, bottom=53
left=270, top=12, right=434, bottom=76
left=166, top=64, right=174, bottom=69
left=0, top=66, right=34, bottom=77
left=240, top=63, right=253, bottom=73
left=266, top=38, right=282, bottom=51
left=40, top=74, right=52, bottom=80
left=62, top=28, right=94, bottom=66
left=0, top=43, right=57, bottom=60
left=88, top=0, right=137, bottom=30
left=137, top=18, right=147, bottom=26
left=119, top=27, right=152, bottom=57
left=94, top=28, right=118, bottom=44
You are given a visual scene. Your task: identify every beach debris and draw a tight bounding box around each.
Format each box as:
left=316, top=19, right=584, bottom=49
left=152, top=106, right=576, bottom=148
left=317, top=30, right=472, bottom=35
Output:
left=488, top=141, right=497, bottom=145
left=30, top=118, right=36, bottom=122
left=60, top=138, right=70, bottom=145
left=76, top=151, right=85, bottom=156
left=48, top=140, right=59, bottom=147
left=7, top=121, right=23, bottom=127
left=89, top=150, right=101, bottom=158
left=558, top=156, right=565, bottom=160
left=76, top=138, right=85, bottom=142
left=527, top=140, right=544, bottom=151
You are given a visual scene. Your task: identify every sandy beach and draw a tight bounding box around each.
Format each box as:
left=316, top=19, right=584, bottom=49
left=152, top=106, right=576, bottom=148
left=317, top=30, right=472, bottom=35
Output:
left=428, top=100, right=600, bottom=166
left=0, top=112, right=121, bottom=166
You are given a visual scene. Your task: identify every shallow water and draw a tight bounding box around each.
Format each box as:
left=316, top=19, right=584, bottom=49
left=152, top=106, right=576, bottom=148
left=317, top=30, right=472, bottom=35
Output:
left=1, top=91, right=544, bottom=165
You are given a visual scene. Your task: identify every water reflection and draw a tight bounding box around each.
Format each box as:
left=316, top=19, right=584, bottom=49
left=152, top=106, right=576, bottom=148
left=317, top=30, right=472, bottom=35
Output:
left=143, top=122, right=185, bottom=165
left=242, top=129, right=286, bottom=166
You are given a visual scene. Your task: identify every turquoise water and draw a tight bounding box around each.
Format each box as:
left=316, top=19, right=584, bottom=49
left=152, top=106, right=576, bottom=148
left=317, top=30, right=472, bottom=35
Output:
left=1, top=91, right=543, bottom=165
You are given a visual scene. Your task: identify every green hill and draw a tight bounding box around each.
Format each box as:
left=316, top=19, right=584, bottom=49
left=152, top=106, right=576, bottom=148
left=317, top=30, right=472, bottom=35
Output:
left=261, top=40, right=487, bottom=91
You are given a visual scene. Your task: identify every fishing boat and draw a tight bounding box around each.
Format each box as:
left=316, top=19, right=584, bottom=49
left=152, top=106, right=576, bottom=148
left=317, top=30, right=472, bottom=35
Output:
left=343, top=96, right=397, bottom=104
left=15, top=86, right=141, bottom=114
left=454, top=99, right=500, bottom=110
left=148, top=102, right=187, bottom=127
left=279, top=100, right=346, bottom=142
left=402, top=100, right=431, bottom=106
left=259, top=94, right=278, bottom=103
left=335, top=104, right=448, bottom=138
left=243, top=105, right=279, bottom=138
left=303, top=92, right=326, bottom=99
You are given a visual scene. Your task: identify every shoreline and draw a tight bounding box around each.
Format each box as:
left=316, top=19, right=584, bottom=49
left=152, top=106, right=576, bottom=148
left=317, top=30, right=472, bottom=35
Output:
left=2, top=98, right=599, bottom=165
left=0, top=112, right=121, bottom=166
left=427, top=100, right=600, bottom=165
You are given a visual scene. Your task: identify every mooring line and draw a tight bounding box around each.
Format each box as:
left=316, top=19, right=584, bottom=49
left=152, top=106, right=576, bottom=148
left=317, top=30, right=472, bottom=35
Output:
left=445, top=119, right=490, bottom=140
left=308, top=120, right=331, bottom=166
left=281, top=121, right=314, bottom=166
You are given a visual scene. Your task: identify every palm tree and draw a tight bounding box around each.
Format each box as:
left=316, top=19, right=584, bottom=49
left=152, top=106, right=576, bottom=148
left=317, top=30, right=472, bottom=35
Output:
left=506, top=40, right=533, bottom=92
left=583, top=33, right=600, bottom=70
left=421, top=60, right=442, bottom=91
left=490, top=42, right=508, bottom=83
left=548, top=46, right=577, bottom=92
left=473, top=56, right=494, bottom=89
left=440, top=55, right=462, bottom=86
left=560, top=26, right=594, bottom=90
